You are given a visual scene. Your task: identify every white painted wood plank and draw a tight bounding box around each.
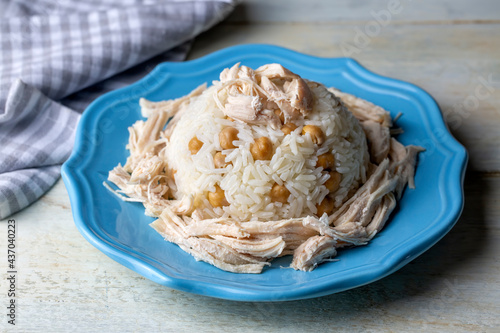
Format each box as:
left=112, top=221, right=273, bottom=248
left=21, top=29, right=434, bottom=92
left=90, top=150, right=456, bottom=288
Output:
left=229, top=0, right=500, bottom=23
left=1, top=2, right=499, bottom=331
left=1, top=174, right=499, bottom=332
left=189, top=23, right=500, bottom=171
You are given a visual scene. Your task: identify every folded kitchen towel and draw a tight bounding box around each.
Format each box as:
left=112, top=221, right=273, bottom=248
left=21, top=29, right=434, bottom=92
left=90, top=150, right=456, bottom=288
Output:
left=0, top=0, right=236, bottom=219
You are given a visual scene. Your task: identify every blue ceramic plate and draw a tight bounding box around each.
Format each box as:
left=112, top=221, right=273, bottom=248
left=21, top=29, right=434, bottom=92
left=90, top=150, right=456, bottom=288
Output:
left=62, top=44, right=467, bottom=301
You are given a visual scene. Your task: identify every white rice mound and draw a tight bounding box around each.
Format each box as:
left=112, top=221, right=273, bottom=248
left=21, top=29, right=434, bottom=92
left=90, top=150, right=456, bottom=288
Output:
left=165, top=82, right=369, bottom=222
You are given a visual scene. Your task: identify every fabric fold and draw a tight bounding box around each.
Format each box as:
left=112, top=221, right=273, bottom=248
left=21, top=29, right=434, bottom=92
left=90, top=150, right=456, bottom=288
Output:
left=0, top=0, right=236, bottom=219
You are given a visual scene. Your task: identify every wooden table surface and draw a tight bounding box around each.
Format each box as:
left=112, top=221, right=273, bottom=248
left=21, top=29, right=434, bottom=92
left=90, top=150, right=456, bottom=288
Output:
left=2, top=1, right=499, bottom=332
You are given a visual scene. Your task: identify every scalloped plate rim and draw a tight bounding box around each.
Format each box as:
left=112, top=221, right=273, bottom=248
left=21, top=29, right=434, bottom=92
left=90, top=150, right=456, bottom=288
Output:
left=62, top=44, right=467, bottom=302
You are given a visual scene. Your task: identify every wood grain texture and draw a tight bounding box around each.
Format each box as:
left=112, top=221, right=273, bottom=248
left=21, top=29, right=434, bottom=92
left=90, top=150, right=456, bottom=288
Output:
left=1, top=173, right=499, bottom=332
left=189, top=23, right=500, bottom=171
left=228, top=0, right=500, bottom=23
left=2, top=1, right=499, bottom=332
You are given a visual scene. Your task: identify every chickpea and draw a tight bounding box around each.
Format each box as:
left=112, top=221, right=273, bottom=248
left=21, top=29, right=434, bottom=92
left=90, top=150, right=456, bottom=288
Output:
left=188, top=136, right=203, bottom=154
left=302, top=125, right=325, bottom=145
left=208, top=185, right=229, bottom=207
left=270, top=183, right=290, bottom=204
left=281, top=123, right=298, bottom=136
left=324, top=171, right=342, bottom=192
left=219, top=127, right=239, bottom=149
left=274, top=109, right=285, bottom=123
left=250, top=137, right=273, bottom=161
left=316, top=196, right=334, bottom=217
left=316, top=152, right=335, bottom=170
left=214, top=152, right=231, bottom=168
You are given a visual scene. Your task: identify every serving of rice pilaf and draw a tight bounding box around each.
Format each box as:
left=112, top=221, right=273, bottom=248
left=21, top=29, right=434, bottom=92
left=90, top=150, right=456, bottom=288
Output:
left=106, top=63, right=423, bottom=273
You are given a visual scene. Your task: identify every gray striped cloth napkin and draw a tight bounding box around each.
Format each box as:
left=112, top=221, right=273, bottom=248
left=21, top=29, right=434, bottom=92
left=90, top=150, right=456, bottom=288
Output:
left=0, top=0, right=236, bottom=219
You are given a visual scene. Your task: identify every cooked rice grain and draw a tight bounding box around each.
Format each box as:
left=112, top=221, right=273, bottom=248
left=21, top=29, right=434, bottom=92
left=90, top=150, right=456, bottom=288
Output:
left=165, top=82, right=369, bottom=221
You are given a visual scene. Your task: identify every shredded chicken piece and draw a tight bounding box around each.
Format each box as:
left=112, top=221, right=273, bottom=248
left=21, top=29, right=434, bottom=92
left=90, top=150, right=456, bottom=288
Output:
left=332, top=222, right=370, bottom=245
left=124, top=111, right=169, bottom=172
left=211, top=235, right=286, bottom=259
left=214, top=63, right=313, bottom=129
left=184, top=218, right=251, bottom=238
left=129, top=154, right=165, bottom=184
left=329, top=159, right=398, bottom=228
left=291, top=141, right=423, bottom=268
left=108, top=162, right=169, bottom=216
left=139, top=84, right=206, bottom=118
left=254, top=63, right=300, bottom=80
left=291, top=236, right=337, bottom=271
left=169, top=195, right=194, bottom=215
left=361, top=120, right=391, bottom=164
left=106, top=63, right=423, bottom=273
left=125, top=84, right=207, bottom=172
left=388, top=138, right=425, bottom=198
left=150, top=209, right=269, bottom=273
left=366, top=193, right=396, bottom=235
left=329, top=87, right=392, bottom=127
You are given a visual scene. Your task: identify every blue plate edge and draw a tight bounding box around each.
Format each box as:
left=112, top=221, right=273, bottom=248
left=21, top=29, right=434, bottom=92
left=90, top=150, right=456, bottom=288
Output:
left=61, top=44, right=469, bottom=302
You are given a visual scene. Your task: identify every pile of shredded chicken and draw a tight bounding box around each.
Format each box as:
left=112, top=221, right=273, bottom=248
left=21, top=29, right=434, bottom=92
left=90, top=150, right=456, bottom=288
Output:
left=106, top=63, right=423, bottom=273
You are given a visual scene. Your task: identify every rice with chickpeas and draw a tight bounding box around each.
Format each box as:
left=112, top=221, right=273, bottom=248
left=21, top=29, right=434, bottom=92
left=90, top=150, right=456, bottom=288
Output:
left=107, top=63, right=422, bottom=273
left=165, top=82, right=369, bottom=222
